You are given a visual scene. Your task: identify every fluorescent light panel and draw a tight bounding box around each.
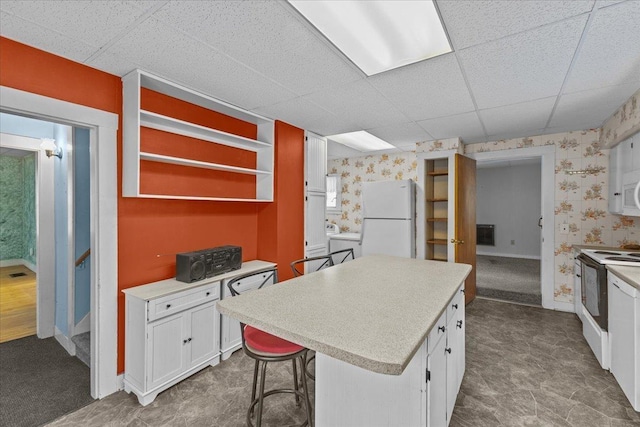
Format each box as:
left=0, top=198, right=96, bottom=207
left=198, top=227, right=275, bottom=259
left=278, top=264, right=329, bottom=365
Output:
left=288, top=0, right=451, bottom=76
left=328, top=131, right=395, bottom=152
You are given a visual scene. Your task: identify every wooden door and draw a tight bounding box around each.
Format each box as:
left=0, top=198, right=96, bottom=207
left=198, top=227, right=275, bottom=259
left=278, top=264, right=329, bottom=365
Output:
left=454, top=154, right=476, bottom=304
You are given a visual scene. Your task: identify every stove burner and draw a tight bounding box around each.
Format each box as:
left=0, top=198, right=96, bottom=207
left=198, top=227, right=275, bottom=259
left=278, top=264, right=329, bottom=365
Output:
left=605, top=257, right=640, bottom=262
left=626, top=253, right=640, bottom=258
left=593, top=251, right=622, bottom=255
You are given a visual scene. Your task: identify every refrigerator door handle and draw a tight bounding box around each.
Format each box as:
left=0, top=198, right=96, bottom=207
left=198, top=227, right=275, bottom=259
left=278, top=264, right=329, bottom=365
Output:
left=360, top=218, right=365, bottom=245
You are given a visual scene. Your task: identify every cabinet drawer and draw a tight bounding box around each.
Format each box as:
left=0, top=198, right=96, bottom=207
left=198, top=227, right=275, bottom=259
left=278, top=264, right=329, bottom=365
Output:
left=427, top=311, right=447, bottom=354
left=446, top=286, right=464, bottom=324
left=148, top=282, right=220, bottom=321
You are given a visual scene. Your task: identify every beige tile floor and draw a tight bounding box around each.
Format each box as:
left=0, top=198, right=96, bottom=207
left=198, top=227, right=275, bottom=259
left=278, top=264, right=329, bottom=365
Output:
left=47, top=298, right=639, bottom=426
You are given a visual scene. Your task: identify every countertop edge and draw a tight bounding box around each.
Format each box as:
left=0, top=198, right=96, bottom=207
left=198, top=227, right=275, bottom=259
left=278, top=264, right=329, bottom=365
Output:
left=606, top=265, right=640, bottom=291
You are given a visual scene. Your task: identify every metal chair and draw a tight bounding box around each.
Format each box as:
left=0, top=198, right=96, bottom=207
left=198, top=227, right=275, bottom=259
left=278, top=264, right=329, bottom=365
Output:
left=227, top=267, right=313, bottom=427
left=290, top=254, right=334, bottom=277
left=329, top=248, right=355, bottom=265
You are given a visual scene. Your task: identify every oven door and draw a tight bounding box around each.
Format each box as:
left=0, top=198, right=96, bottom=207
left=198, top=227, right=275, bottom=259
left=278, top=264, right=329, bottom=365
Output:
left=577, top=254, right=608, bottom=330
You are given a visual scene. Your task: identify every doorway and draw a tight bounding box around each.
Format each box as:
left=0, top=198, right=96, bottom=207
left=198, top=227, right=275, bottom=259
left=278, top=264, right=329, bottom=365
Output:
left=475, top=158, right=542, bottom=305
left=469, top=146, right=555, bottom=309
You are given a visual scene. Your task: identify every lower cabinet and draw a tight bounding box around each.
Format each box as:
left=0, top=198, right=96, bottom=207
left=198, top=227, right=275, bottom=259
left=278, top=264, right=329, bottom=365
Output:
left=428, top=285, right=465, bottom=426
left=124, top=282, right=221, bottom=406
left=608, top=272, right=639, bottom=411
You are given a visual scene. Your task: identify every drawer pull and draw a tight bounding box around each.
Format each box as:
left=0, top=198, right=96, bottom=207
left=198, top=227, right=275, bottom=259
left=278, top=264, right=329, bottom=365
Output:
left=206, top=292, right=211, bottom=296
left=445, top=348, right=452, bottom=354
left=457, top=320, right=463, bottom=329
left=452, top=303, right=458, bottom=309
left=438, top=326, right=446, bottom=333
left=166, top=304, right=172, bottom=309
left=183, top=339, right=188, bottom=344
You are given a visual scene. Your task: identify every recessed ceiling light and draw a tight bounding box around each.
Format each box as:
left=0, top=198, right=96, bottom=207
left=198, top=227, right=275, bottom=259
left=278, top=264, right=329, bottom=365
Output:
left=327, top=131, right=396, bottom=152
left=287, top=0, right=452, bottom=76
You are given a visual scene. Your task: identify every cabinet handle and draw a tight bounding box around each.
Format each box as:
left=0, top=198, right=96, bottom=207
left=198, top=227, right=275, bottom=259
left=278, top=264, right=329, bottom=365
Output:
left=188, top=338, right=192, bottom=342
left=576, top=274, right=581, bottom=278
left=614, top=192, right=621, bottom=196
left=183, top=339, right=188, bottom=344
left=445, top=348, right=452, bottom=354
left=452, top=303, right=458, bottom=309
left=457, top=320, right=463, bottom=329
left=438, top=326, right=446, bottom=333
left=166, top=304, right=171, bottom=309
left=206, top=292, right=211, bottom=296
left=461, top=289, right=465, bottom=294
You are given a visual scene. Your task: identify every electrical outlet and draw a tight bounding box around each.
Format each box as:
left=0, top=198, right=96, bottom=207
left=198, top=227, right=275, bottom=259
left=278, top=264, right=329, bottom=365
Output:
left=29, top=247, right=34, bottom=256
left=510, top=240, right=515, bottom=245
left=561, top=223, right=569, bottom=233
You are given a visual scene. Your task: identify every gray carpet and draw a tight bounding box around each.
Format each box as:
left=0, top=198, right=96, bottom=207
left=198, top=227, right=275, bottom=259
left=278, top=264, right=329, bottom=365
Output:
left=0, top=336, right=94, bottom=427
left=476, top=255, right=541, bottom=306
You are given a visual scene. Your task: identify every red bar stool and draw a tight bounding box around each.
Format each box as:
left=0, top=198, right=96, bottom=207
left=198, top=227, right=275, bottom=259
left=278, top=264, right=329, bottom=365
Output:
left=227, top=267, right=313, bottom=427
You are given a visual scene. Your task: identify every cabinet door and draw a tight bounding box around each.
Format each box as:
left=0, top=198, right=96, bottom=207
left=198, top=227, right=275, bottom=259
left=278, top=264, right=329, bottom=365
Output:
left=148, top=312, right=186, bottom=390
left=188, top=302, right=219, bottom=367
left=620, top=138, right=633, bottom=175
left=609, top=281, right=636, bottom=403
left=306, top=192, right=328, bottom=256
left=454, top=154, right=476, bottom=304
left=632, top=134, right=640, bottom=172
left=305, top=132, right=327, bottom=193
left=609, top=145, right=623, bottom=214
left=427, top=335, right=447, bottom=427
left=452, top=306, right=466, bottom=396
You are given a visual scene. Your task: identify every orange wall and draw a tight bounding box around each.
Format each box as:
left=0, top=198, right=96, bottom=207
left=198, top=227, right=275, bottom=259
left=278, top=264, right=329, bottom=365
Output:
left=1, top=37, right=304, bottom=373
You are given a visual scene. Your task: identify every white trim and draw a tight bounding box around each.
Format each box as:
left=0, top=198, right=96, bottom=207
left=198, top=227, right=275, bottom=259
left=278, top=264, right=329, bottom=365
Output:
left=467, top=145, right=555, bottom=310
left=117, top=373, right=125, bottom=391
left=476, top=251, right=541, bottom=260
left=74, top=312, right=90, bottom=335
left=23, top=260, right=36, bottom=272
left=0, top=259, right=37, bottom=271
left=0, top=133, right=55, bottom=338
left=1, top=86, right=119, bottom=399
left=553, top=300, right=575, bottom=313
left=54, top=325, right=76, bottom=356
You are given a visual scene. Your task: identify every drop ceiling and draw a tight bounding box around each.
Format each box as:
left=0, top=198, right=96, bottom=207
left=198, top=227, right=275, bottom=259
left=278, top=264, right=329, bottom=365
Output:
left=1, top=0, right=639, bottom=159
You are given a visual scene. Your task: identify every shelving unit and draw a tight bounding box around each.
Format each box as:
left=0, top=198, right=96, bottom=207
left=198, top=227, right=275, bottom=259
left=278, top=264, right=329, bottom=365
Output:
left=425, top=158, right=450, bottom=262
left=122, top=69, right=274, bottom=202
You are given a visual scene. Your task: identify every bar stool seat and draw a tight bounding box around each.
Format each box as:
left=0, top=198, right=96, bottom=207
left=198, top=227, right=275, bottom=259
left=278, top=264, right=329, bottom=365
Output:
left=244, top=326, right=304, bottom=355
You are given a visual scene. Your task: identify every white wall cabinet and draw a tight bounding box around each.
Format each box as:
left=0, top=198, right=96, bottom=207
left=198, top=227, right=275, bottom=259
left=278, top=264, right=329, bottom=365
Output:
left=122, top=69, right=274, bottom=201
left=124, top=282, right=221, bottom=405
left=608, top=272, right=639, bottom=411
left=609, top=133, right=640, bottom=215
left=305, top=132, right=328, bottom=259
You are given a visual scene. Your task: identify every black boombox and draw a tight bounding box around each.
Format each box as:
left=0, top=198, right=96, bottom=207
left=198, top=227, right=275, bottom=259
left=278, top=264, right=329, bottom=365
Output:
left=175, top=245, right=242, bottom=283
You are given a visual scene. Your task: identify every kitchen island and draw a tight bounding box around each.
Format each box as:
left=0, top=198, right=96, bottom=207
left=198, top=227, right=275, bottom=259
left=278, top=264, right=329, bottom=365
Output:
left=217, top=255, right=471, bottom=426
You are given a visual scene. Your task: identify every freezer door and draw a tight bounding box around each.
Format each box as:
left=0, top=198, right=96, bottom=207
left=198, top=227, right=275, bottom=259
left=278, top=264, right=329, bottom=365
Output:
left=361, top=218, right=414, bottom=258
left=362, top=180, right=414, bottom=219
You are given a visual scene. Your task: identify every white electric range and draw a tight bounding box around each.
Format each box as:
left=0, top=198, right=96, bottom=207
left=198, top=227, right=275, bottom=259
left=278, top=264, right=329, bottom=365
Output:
left=581, top=249, right=640, bottom=266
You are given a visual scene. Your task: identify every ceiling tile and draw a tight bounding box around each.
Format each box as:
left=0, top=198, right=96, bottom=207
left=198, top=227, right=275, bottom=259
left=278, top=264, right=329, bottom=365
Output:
left=327, top=140, right=363, bottom=159
left=304, top=81, right=409, bottom=130
left=417, top=112, right=485, bottom=142
left=550, top=82, right=640, bottom=130
left=459, top=16, right=588, bottom=109
left=485, top=128, right=547, bottom=143
left=368, top=54, right=475, bottom=121
left=0, top=1, right=151, bottom=49
left=479, top=97, right=557, bottom=136
left=437, top=0, right=594, bottom=50
left=85, top=49, right=143, bottom=77
left=0, top=11, right=97, bottom=63
left=563, top=1, right=640, bottom=93
left=366, top=122, right=433, bottom=147
left=253, top=98, right=359, bottom=137
left=97, top=17, right=297, bottom=110
left=152, top=1, right=362, bottom=96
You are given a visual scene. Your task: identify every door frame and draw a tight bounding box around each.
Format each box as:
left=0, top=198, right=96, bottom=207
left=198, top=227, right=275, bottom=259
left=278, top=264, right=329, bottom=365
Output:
left=467, top=145, right=555, bottom=310
left=0, top=86, right=119, bottom=399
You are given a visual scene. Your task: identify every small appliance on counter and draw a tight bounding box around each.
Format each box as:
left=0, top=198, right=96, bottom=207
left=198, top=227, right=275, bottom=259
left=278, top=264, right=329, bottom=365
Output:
left=176, top=245, right=242, bottom=283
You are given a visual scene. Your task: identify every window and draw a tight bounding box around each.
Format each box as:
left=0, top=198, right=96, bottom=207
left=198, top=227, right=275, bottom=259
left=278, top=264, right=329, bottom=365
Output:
left=326, top=174, right=341, bottom=213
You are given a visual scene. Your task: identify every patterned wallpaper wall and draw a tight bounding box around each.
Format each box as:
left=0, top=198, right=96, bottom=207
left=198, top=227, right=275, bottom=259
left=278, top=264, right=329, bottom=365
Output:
left=601, top=89, right=640, bottom=148
left=0, top=153, right=37, bottom=264
left=0, top=155, right=25, bottom=260
left=328, top=129, right=640, bottom=304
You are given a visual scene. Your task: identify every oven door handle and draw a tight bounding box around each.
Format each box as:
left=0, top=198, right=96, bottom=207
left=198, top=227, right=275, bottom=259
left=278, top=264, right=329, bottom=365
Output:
left=577, top=253, right=601, bottom=269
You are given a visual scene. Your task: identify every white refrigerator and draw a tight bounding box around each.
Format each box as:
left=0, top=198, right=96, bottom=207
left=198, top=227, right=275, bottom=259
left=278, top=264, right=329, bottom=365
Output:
left=361, top=179, right=415, bottom=258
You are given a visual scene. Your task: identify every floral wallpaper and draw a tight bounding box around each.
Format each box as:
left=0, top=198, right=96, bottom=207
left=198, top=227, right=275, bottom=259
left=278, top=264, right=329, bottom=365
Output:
left=329, top=129, right=640, bottom=304
left=601, top=88, right=640, bottom=148
left=326, top=151, right=418, bottom=232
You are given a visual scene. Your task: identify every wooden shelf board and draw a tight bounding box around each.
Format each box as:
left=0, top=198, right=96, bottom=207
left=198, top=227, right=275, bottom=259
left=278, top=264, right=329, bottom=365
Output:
left=427, top=239, right=447, bottom=245
left=427, top=198, right=448, bottom=202
left=140, top=110, right=271, bottom=152
left=427, top=218, right=448, bottom=222
left=427, top=171, right=448, bottom=176
left=140, top=152, right=271, bottom=176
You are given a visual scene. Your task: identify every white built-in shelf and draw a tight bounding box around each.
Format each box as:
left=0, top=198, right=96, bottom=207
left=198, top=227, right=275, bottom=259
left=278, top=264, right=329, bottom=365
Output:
left=140, top=111, right=271, bottom=151
left=140, top=152, right=271, bottom=176
left=122, top=69, right=274, bottom=202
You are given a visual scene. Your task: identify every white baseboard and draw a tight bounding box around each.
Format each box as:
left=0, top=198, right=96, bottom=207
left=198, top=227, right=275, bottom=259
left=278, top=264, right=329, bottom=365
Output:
left=74, top=312, right=90, bottom=335
left=553, top=300, right=575, bottom=313
left=117, top=373, right=125, bottom=391
left=0, top=259, right=37, bottom=271
left=54, top=326, right=76, bottom=356
left=476, top=251, right=541, bottom=260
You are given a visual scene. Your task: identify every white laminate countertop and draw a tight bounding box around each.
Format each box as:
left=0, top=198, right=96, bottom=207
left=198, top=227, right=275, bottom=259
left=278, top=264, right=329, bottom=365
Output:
left=122, top=260, right=276, bottom=301
left=606, top=265, right=640, bottom=291
left=216, top=255, right=471, bottom=376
